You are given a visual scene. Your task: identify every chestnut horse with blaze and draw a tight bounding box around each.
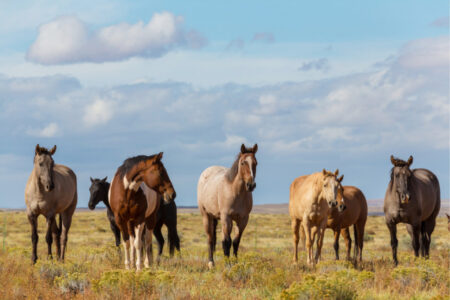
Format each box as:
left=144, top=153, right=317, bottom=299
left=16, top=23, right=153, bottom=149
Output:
left=109, top=153, right=176, bottom=270
left=197, top=144, right=258, bottom=269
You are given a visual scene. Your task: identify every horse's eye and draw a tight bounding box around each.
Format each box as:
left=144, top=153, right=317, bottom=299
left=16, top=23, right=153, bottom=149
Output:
left=39, top=163, right=43, bottom=166
left=241, top=162, right=244, bottom=165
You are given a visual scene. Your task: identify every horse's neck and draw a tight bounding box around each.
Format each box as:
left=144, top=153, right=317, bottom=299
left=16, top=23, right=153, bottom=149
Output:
left=230, top=173, right=245, bottom=196
left=102, top=183, right=111, bottom=209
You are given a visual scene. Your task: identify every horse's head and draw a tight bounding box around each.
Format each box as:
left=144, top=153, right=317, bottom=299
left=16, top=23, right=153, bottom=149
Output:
left=238, top=144, right=258, bottom=192
left=88, top=177, right=108, bottom=210
left=141, top=152, right=176, bottom=203
left=34, top=144, right=56, bottom=192
left=446, top=213, right=450, bottom=232
left=321, top=169, right=342, bottom=208
left=336, top=179, right=346, bottom=212
left=390, top=155, right=413, bottom=204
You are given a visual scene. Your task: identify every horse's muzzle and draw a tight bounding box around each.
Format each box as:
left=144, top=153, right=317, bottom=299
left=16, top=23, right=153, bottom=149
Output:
left=338, top=203, right=346, bottom=212
left=400, top=193, right=410, bottom=204
left=164, top=191, right=176, bottom=203
left=246, top=182, right=256, bottom=192
left=328, top=200, right=338, bottom=208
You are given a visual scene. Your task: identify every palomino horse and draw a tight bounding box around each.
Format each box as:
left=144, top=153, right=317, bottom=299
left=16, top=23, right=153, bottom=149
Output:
left=88, top=177, right=121, bottom=247
left=384, top=155, right=440, bottom=265
left=290, top=169, right=341, bottom=265
left=109, top=153, right=175, bottom=270
left=326, top=184, right=367, bottom=262
left=25, top=145, right=77, bottom=263
left=154, top=198, right=181, bottom=258
left=197, top=144, right=258, bottom=269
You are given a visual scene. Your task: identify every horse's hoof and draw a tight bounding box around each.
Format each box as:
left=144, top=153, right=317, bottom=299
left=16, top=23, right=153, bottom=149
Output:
left=208, top=261, right=214, bottom=269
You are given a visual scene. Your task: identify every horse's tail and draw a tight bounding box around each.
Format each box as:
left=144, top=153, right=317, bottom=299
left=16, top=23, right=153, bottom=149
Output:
left=58, top=214, right=62, bottom=235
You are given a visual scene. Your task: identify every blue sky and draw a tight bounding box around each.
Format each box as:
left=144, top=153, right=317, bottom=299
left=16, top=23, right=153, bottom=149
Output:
left=0, top=1, right=448, bottom=208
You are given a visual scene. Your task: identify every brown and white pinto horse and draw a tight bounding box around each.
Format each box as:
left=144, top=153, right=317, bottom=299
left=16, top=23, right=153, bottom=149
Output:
left=290, top=169, right=342, bottom=265
left=197, top=144, right=258, bottom=269
left=109, top=153, right=175, bottom=270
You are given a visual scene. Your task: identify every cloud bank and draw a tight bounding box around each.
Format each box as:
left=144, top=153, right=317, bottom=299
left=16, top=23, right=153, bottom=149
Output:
left=26, top=12, right=206, bottom=65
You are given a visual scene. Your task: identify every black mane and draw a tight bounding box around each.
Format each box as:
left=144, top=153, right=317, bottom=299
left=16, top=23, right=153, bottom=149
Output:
left=117, top=154, right=157, bottom=178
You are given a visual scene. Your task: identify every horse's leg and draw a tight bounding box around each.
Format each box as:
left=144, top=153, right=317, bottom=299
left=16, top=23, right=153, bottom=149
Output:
left=45, top=215, right=55, bottom=259
left=53, top=215, right=61, bottom=258
left=406, top=223, right=420, bottom=257
left=423, top=217, right=436, bottom=258
left=233, top=215, right=249, bottom=258
left=201, top=212, right=215, bottom=268
left=133, top=224, right=144, bottom=271
left=144, top=226, right=153, bottom=268
left=314, top=220, right=327, bottom=264
left=333, top=229, right=341, bottom=260
left=341, top=228, right=351, bottom=261
left=107, top=209, right=121, bottom=247
left=60, top=206, right=75, bottom=261
left=386, top=221, right=398, bottom=265
left=153, top=221, right=164, bottom=258
left=291, top=218, right=300, bottom=263
left=221, top=214, right=233, bottom=259
left=299, top=222, right=305, bottom=250
left=128, top=222, right=136, bottom=268
left=302, top=219, right=313, bottom=265
left=310, top=226, right=318, bottom=265
left=168, top=224, right=180, bottom=257
left=27, top=213, right=39, bottom=264
left=356, top=220, right=366, bottom=262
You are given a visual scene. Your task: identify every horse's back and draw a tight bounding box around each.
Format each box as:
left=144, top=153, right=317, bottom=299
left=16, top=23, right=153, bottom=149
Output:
left=197, top=166, right=227, bottom=216
left=289, top=174, right=317, bottom=219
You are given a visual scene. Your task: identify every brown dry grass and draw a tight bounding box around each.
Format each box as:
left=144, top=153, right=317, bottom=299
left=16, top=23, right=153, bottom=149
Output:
left=0, top=210, right=448, bottom=299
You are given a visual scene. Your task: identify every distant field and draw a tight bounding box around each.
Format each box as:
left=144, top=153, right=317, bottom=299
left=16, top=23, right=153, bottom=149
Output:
left=0, top=210, right=448, bottom=299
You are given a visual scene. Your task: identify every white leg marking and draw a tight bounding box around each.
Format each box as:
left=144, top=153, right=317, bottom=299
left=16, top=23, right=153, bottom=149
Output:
left=134, top=225, right=144, bottom=271
left=122, top=239, right=130, bottom=269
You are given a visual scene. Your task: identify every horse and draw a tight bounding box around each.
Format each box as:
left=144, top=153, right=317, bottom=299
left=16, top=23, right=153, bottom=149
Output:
left=153, top=198, right=181, bottom=258
left=88, top=177, right=121, bottom=247
left=446, top=214, right=450, bottom=231
left=384, top=155, right=440, bottom=265
left=289, top=169, right=342, bottom=265
left=325, top=184, right=367, bottom=262
left=197, top=144, right=258, bottom=269
left=109, top=153, right=175, bottom=270
left=25, top=145, right=77, bottom=263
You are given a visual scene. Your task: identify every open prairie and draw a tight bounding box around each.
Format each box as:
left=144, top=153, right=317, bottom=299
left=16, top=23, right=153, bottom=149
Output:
left=0, top=209, right=448, bottom=299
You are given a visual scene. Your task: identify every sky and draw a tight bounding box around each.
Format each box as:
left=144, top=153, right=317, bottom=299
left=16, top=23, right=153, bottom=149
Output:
left=0, top=0, right=448, bottom=208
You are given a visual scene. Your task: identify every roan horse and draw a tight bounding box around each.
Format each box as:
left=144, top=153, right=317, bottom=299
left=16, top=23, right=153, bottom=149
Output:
left=154, top=198, right=181, bottom=257
left=384, top=155, right=440, bottom=265
left=197, top=144, right=258, bottom=269
left=25, top=145, right=77, bottom=263
left=325, top=184, right=367, bottom=262
left=109, top=153, right=176, bottom=270
left=290, top=169, right=342, bottom=265
left=88, top=177, right=121, bottom=247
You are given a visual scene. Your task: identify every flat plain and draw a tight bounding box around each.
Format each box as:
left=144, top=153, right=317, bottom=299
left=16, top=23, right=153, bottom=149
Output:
left=0, top=209, right=448, bottom=299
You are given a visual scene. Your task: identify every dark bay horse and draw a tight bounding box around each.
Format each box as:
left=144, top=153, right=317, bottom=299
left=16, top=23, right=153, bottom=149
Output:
left=197, top=144, right=258, bottom=269
left=109, top=153, right=176, bottom=270
left=154, top=198, right=180, bottom=257
left=326, top=184, right=367, bottom=262
left=25, top=145, right=77, bottom=263
left=384, top=155, right=440, bottom=265
left=88, top=177, right=121, bottom=247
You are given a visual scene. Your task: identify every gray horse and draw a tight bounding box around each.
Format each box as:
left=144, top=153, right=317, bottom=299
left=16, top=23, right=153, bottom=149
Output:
left=25, top=145, right=77, bottom=263
left=384, top=155, right=440, bottom=265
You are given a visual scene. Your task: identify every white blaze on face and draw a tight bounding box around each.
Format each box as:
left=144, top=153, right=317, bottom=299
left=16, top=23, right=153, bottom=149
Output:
left=140, top=183, right=158, bottom=218
left=245, top=156, right=254, bottom=179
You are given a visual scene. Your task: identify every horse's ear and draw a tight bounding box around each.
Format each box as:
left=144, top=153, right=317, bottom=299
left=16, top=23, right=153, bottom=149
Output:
left=334, top=169, right=339, bottom=176
left=49, top=145, right=57, bottom=155
left=407, top=155, right=413, bottom=167
left=322, top=169, right=326, bottom=175
left=446, top=213, right=450, bottom=219
left=156, top=152, right=163, bottom=161
left=252, top=144, right=258, bottom=153
left=102, top=176, right=107, bottom=182
left=390, top=155, right=396, bottom=165
left=338, top=175, right=344, bottom=182
left=90, top=177, right=94, bottom=183
left=241, top=144, right=246, bottom=154
left=35, top=144, right=41, bottom=155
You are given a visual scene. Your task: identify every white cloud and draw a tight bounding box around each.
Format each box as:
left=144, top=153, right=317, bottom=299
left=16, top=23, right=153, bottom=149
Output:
left=298, top=58, right=330, bottom=72
left=83, top=99, right=114, bottom=127
left=26, top=12, right=206, bottom=64
left=431, top=16, right=449, bottom=28
left=252, top=32, right=275, bottom=43
left=26, top=122, right=60, bottom=137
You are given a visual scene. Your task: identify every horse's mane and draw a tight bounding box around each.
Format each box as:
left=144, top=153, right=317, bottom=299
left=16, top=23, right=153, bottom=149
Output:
left=226, top=154, right=240, bottom=182
left=117, top=154, right=157, bottom=178
left=389, top=156, right=411, bottom=183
